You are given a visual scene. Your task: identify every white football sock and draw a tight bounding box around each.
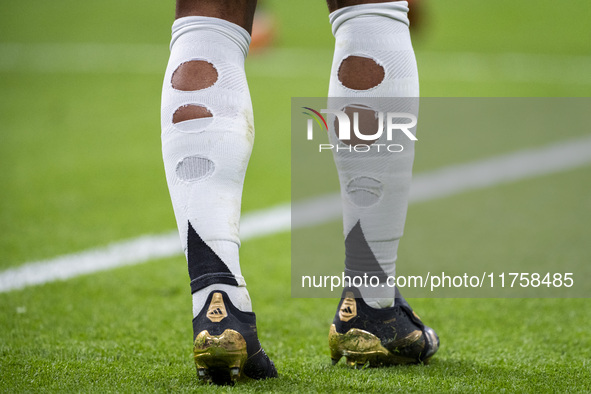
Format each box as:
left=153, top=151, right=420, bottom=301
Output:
left=161, top=16, right=254, bottom=314
left=328, top=1, right=419, bottom=309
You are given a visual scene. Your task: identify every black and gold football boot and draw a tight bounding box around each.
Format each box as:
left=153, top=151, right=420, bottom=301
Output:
left=329, top=287, right=439, bottom=367
left=192, top=291, right=277, bottom=384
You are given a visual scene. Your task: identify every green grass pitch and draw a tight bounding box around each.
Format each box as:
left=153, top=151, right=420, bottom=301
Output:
left=1, top=0, right=590, bottom=391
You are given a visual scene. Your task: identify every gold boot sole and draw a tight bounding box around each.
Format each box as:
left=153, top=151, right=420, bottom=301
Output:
left=329, top=324, right=429, bottom=367
left=193, top=329, right=248, bottom=383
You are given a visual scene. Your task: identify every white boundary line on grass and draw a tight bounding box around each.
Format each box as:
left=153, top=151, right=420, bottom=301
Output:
left=1, top=135, right=591, bottom=293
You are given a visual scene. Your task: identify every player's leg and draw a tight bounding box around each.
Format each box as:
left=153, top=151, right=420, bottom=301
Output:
left=161, top=0, right=276, bottom=383
left=325, top=0, right=439, bottom=366
left=176, top=0, right=257, bottom=29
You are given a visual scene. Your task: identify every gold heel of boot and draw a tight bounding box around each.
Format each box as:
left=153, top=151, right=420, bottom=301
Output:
left=194, top=329, right=248, bottom=383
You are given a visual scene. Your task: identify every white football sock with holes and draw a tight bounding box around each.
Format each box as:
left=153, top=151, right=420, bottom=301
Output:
left=328, top=2, right=419, bottom=308
left=161, top=16, right=254, bottom=314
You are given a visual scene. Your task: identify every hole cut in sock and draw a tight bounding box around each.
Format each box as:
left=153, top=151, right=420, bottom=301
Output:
left=176, top=156, right=214, bottom=182
left=172, top=104, right=214, bottom=132
left=172, top=60, right=218, bottom=91
left=338, top=55, right=384, bottom=90
left=346, top=176, right=383, bottom=207
left=334, top=104, right=382, bottom=146
left=173, top=104, right=212, bottom=123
